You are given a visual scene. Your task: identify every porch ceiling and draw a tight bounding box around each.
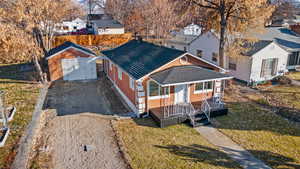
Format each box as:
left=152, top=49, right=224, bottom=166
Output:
left=150, top=65, right=233, bottom=86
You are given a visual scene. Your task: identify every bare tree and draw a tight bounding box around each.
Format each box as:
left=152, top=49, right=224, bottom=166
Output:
left=179, top=0, right=274, bottom=69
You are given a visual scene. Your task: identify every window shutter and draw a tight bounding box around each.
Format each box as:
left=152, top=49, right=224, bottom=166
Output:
left=272, top=58, right=279, bottom=76
left=261, top=59, right=266, bottom=78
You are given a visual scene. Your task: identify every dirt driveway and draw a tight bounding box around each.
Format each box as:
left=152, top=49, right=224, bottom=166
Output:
left=37, top=77, right=130, bottom=169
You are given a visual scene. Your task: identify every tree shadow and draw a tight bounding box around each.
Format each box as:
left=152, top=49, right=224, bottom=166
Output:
left=155, top=144, right=300, bottom=169
left=155, top=144, right=240, bottom=168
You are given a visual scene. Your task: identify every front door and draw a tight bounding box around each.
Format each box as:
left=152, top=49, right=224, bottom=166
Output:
left=175, top=85, right=188, bottom=104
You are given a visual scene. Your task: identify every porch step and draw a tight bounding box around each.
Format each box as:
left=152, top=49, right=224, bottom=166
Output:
left=193, top=118, right=211, bottom=127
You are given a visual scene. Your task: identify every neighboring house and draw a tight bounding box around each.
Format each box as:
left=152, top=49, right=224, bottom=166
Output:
left=102, top=39, right=232, bottom=127
left=167, top=31, right=220, bottom=65
left=90, top=15, right=125, bottom=35
left=55, top=18, right=87, bottom=34
left=252, top=27, right=300, bottom=71
left=183, top=23, right=202, bottom=36
left=229, top=40, right=290, bottom=84
left=46, top=41, right=100, bottom=81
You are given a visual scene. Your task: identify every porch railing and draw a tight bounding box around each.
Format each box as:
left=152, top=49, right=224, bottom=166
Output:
left=163, top=103, right=196, bottom=118
left=201, top=99, right=211, bottom=122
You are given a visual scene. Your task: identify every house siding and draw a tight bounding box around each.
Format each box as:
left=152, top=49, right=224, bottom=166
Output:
left=104, top=60, right=136, bottom=107
left=249, top=43, right=289, bottom=82
left=189, top=32, right=219, bottom=65
left=48, top=48, right=93, bottom=81
left=142, top=54, right=220, bottom=112
left=229, top=55, right=252, bottom=82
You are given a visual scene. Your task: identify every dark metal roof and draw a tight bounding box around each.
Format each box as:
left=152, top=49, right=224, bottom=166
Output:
left=243, top=40, right=273, bottom=56
left=102, top=40, right=186, bottom=79
left=93, top=19, right=123, bottom=28
left=46, top=41, right=96, bottom=59
left=150, top=65, right=232, bottom=86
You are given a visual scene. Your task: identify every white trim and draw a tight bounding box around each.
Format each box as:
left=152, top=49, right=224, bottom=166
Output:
left=107, top=75, right=138, bottom=115
left=194, top=81, right=214, bottom=94
left=46, top=46, right=96, bottom=60
left=158, top=77, right=233, bottom=87
left=147, top=80, right=170, bottom=100
left=118, top=67, right=123, bottom=80
left=129, top=76, right=135, bottom=90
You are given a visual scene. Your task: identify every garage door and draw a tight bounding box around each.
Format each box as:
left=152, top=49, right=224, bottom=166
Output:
left=61, top=57, right=97, bottom=81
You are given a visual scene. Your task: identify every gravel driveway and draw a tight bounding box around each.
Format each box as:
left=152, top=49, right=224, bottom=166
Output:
left=39, top=77, right=130, bottom=169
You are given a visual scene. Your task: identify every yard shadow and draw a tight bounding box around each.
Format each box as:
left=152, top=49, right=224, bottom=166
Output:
left=155, top=144, right=300, bottom=169
left=155, top=144, right=240, bottom=168
left=0, top=63, right=37, bottom=83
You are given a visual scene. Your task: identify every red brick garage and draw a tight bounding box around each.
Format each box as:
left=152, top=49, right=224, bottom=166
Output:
left=46, top=41, right=98, bottom=81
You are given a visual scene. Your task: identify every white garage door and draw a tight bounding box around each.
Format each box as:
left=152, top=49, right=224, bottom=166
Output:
left=61, top=57, right=97, bottom=81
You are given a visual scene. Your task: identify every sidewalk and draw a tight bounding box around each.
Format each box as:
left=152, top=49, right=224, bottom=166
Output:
left=195, top=125, right=271, bottom=169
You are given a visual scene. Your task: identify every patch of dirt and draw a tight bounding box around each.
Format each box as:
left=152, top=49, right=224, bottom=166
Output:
left=34, top=114, right=128, bottom=169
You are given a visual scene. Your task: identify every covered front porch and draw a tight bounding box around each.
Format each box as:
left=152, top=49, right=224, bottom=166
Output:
left=147, top=65, right=233, bottom=128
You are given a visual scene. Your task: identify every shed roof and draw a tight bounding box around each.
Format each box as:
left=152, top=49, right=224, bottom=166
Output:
left=150, top=65, right=232, bottom=86
left=93, top=19, right=123, bottom=28
left=46, top=41, right=96, bottom=60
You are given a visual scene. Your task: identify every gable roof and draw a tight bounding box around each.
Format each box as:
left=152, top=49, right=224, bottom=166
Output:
left=102, top=40, right=225, bottom=80
left=150, top=65, right=232, bottom=86
left=102, top=40, right=185, bottom=79
left=253, top=27, right=300, bottom=52
left=46, top=41, right=96, bottom=60
left=243, top=40, right=274, bottom=56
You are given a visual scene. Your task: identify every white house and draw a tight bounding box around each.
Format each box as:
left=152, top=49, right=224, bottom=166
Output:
left=55, top=18, right=86, bottom=34
left=167, top=31, right=220, bottom=65
left=183, top=23, right=202, bottom=36
left=229, top=40, right=290, bottom=84
left=92, top=19, right=125, bottom=35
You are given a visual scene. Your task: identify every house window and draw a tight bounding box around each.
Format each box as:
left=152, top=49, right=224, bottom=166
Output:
left=212, top=53, right=218, bottom=62
left=149, top=81, right=159, bottom=97
left=184, top=46, right=187, bottom=51
left=260, top=58, right=278, bottom=77
left=129, top=77, right=135, bottom=90
left=148, top=80, right=169, bottom=98
left=229, top=63, right=237, bottom=70
left=118, top=68, right=122, bottom=80
left=194, top=81, right=213, bottom=93
left=288, top=52, right=300, bottom=66
left=197, top=50, right=203, bottom=58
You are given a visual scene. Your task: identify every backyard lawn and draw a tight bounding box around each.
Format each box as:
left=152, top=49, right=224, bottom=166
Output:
left=116, top=118, right=241, bottom=169
left=0, top=64, right=40, bottom=169
left=214, top=88, right=300, bottom=169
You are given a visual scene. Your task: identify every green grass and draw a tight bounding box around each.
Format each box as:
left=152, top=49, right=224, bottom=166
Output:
left=116, top=118, right=241, bottom=169
left=287, top=72, right=300, bottom=81
left=215, top=102, right=300, bottom=169
left=0, top=64, right=39, bottom=169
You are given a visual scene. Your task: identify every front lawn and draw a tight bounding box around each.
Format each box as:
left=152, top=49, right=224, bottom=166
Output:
left=214, top=87, right=300, bottom=169
left=287, top=71, right=300, bottom=81
left=0, top=64, right=40, bottom=169
left=116, top=118, right=241, bottom=169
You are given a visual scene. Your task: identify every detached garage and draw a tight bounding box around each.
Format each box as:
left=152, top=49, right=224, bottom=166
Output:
left=47, top=41, right=98, bottom=81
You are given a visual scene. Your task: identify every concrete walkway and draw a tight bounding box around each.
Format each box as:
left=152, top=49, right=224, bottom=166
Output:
left=195, top=126, right=271, bottom=169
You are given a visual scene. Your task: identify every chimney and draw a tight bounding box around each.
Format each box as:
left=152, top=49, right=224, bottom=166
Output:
left=290, top=24, right=300, bottom=35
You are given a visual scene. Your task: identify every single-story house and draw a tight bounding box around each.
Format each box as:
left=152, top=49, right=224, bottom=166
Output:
left=92, top=19, right=125, bottom=35
left=229, top=40, right=290, bottom=84
left=54, top=18, right=86, bottom=35
left=46, top=41, right=99, bottom=81
left=102, top=39, right=233, bottom=127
